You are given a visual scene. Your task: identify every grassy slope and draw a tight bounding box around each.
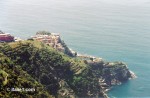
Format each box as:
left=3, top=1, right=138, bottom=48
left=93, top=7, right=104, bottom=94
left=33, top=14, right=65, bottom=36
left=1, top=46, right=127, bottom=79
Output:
left=0, top=52, right=53, bottom=98
left=1, top=40, right=97, bottom=98
left=0, top=40, right=131, bottom=98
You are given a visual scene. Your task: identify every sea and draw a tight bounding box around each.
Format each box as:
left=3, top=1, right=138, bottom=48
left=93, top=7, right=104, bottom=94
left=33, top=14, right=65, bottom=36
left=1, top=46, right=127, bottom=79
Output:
left=0, top=0, right=150, bottom=97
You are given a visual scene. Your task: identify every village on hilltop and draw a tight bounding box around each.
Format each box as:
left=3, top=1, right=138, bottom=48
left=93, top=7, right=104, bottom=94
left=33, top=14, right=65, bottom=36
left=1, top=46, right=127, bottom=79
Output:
left=0, top=30, right=102, bottom=62
left=31, top=31, right=65, bottom=52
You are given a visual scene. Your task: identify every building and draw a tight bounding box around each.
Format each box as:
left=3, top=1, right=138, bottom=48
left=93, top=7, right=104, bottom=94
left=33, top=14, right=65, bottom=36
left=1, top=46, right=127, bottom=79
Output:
left=32, top=32, right=65, bottom=52
left=0, top=31, right=14, bottom=42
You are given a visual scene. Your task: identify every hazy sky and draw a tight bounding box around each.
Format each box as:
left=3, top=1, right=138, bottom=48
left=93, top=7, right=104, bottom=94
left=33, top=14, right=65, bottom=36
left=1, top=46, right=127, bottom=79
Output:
left=4, top=0, right=150, bottom=6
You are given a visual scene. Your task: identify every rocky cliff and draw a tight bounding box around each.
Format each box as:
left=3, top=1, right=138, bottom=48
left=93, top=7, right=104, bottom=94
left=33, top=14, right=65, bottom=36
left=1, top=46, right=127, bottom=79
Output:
left=0, top=32, right=134, bottom=98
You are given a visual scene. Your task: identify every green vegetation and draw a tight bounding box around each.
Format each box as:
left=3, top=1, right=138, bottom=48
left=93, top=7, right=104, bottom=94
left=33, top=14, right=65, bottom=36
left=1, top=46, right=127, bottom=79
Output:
left=36, top=31, right=51, bottom=35
left=0, top=40, right=132, bottom=98
left=0, top=69, right=8, bottom=86
left=0, top=51, right=53, bottom=98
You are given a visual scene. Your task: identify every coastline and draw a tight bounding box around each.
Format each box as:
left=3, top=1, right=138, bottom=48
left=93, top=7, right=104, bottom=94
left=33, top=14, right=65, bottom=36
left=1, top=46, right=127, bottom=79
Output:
left=129, top=71, right=137, bottom=79
left=0, top=30, right=136, bottom=98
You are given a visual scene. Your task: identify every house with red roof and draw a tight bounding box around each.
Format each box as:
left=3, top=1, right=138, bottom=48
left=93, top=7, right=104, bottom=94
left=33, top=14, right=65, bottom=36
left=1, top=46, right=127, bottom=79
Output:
left=0, top=31, right=14, bottom=42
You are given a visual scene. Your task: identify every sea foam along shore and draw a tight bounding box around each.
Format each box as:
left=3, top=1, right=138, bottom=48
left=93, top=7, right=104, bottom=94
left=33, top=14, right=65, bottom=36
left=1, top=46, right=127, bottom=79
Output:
left=129, top=71, right=137, bottom=79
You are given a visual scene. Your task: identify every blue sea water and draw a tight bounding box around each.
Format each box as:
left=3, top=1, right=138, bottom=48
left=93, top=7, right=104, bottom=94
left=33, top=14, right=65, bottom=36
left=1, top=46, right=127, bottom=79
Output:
left=0, top=0, right=150, bottom=97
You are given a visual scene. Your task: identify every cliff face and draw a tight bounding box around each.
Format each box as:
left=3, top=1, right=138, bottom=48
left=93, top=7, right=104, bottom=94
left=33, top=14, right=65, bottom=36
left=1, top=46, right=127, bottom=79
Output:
left=0, top=37, right=134, bottom=98
left=88, top=61, right=132, bottom=88
left=31, top=31, right=75, bottom=57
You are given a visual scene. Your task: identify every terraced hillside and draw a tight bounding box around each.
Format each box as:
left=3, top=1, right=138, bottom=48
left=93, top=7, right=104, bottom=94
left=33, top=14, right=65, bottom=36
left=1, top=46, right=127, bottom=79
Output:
left=0, top=40, right=133, bottom=98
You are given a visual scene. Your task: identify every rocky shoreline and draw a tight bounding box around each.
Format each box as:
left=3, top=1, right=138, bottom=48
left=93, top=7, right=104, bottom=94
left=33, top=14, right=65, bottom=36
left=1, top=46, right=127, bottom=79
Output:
left=0, top=30, right=136, bottom=98
left=30, top=31, right=136, bottom=97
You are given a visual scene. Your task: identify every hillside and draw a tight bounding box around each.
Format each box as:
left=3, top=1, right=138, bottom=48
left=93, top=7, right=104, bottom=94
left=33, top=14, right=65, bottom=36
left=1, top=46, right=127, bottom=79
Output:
left=0, top=40, right=133, bottom=98
left=0, top=48, right=53, bottom=98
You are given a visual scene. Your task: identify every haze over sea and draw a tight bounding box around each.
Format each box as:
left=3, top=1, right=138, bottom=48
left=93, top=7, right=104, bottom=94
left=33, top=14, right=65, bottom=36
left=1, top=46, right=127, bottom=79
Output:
left=0, top=0, right=150, bottom=97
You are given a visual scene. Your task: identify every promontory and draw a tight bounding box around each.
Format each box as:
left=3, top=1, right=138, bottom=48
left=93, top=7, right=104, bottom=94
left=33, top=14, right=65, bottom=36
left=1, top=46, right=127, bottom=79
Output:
left=0, top=31, right=135, bottom=98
